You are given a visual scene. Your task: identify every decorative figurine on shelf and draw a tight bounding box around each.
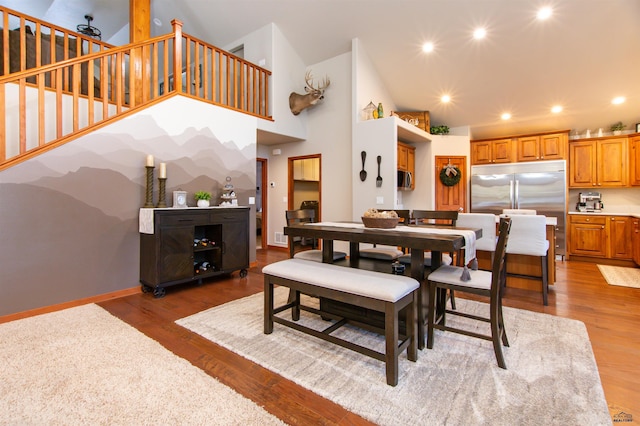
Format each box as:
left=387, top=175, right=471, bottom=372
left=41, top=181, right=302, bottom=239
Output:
left=220, top=176, right=238, bottom=206
left=376, top=102, right=384, bottom=119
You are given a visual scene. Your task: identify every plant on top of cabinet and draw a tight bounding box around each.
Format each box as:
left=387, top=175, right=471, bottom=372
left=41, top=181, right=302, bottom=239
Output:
left=610, top=121, right=625, bottom=135
left=430, top=125, right=450, bottom=135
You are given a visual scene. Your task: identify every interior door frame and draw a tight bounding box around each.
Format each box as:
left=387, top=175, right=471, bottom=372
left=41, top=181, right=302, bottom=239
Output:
left=288, top=154, right=322, bottom=220
left=257, top=157, right=268, bottom=249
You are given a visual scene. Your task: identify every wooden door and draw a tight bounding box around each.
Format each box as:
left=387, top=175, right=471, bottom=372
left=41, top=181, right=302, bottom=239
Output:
left=435, top=156, right=466, bottom=212
left=630, top=136, right=640, bottom=186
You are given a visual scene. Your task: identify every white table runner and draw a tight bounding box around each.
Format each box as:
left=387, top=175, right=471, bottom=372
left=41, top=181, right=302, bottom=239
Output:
left=308, top=222, right=477, bottom=266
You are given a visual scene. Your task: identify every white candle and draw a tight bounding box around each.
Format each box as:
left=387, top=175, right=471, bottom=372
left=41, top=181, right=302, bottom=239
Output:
left=159, top=162, right=166, bottom=179
left=146, top=154, right=154, bottom=167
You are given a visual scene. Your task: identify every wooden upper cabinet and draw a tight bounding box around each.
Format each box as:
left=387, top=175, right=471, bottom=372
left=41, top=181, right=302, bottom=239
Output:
left=569, top=137, right=628, bottom=188
left=397, top=143, right=409, bottom=171
left=516, top=136, right=540, bottom=162
left=539, top=132, right=567, bottom=160
left=630, top=135, right=640, bottom=186
left=516, top=133, right=566, bottom=162
left=471, top=138, right=513, bottom=165
left=397, top=141, right=415, bottom=189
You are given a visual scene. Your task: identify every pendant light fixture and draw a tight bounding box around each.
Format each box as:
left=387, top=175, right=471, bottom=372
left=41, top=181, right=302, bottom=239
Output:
left=77, top=14, right=102, bottom=40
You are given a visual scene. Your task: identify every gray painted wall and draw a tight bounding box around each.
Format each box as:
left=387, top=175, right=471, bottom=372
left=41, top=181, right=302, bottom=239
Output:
left=0, top=97, right=258, bottom=316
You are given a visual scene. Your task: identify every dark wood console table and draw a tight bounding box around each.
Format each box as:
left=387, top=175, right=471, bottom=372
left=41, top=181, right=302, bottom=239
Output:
left=284, top=222, right=481, bottom=348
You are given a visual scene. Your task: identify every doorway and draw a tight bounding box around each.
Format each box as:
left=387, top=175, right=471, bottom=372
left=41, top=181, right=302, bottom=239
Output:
left=435, top=156, right=467, bottom=212
left=256, top=157, right=267, bottom=249
left=288, top=155, right=321, bottom=220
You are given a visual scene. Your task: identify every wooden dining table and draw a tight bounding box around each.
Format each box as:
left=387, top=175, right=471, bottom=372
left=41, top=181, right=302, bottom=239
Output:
left=284, top=221, right=481, bottom=349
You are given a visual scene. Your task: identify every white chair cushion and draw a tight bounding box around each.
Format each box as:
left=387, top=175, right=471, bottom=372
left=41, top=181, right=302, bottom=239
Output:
left=456, top=213, right=497, bottom=252
left=398, top=252, right=452, bottom=266
left=359, top=246, right=403, bottom=260
left=428, top=265, right=493, bottom=291
left=502, top=209, right=537, bottom=215
left=262, top=259, right=419, bottom=302
left=505, top=215, right=549, bottom=256
left=293, top=250, right=347, bottom=262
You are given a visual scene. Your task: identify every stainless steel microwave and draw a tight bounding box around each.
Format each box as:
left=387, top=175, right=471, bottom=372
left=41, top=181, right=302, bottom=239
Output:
left=397, top=170, right=412, bottom=189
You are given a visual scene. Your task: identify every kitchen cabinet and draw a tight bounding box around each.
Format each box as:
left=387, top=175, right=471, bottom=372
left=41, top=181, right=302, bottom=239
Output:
left=569, top=137, right=628, bottom=188
left=629, top=135, right=640, bottom=186
left=471, top=138, right=513, bottom=165
left=609, top=216, right=633, bottom=259
left=397, top=141, right=415, bottom=190
left=516, top=133, right=567, bottom=162
left=139, top=207, right=249, bottom=298
left=568, top=215, right=607, bottom=257
left=293, top=158, right=319, bottom=181
left=633, top=218, right=640, bottom=265
left=568, top=214, right=633, bottom=261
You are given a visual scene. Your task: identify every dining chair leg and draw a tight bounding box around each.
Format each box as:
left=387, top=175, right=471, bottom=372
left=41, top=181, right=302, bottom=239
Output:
left=426, top=282, right=437, bottom=349
left=490, top=301, right=507, bottom=369
left=541, top=254, right=549, bottom=306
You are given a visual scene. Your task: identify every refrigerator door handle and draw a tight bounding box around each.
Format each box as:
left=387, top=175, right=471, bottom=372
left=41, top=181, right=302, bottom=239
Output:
left=509, top=180, right=515, bottom=208
left=514, top=179, right=520, bottom=209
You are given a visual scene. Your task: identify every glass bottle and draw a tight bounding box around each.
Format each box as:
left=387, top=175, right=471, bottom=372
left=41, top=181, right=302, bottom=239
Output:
left=377, top=103, right=384, bottom=119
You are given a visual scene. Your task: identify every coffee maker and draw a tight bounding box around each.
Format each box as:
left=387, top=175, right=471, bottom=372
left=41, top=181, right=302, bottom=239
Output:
left=576, top=191, right=603, bottom=212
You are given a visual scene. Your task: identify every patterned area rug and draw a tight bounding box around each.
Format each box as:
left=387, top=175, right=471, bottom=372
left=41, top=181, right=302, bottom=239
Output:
left=597, top=265, right=640, bottom=288
left=177, top=288, right=611, bottom=426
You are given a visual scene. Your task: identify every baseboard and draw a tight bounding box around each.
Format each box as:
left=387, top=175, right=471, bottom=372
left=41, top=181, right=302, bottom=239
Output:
left=0, top=287, right=140, bottom=324
left=567, top=256, right=636, bottom=268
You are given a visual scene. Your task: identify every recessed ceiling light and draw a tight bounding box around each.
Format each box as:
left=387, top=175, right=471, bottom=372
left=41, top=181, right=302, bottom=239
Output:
left=537, top=7, right=552, bottom=20
left=551, top=105, right=563, bottom=113
left=612, top=96, right=626, bottom=105
left=153, top=18, right=162, bottom=26
left=422, top=42, right=434, bottom=53
left=441, top=94, right=451, bottom=103
left=501, top=113, right=511, bottom=120
left=473, top=28, right=486, bottom=40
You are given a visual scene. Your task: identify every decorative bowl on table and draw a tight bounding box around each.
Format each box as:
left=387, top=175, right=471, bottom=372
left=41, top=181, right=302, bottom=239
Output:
left=361, top=216, right=400, bottom=229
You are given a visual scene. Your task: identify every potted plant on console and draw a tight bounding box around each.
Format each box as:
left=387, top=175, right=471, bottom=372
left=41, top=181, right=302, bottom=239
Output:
left=194, top=191, right=212, bottom=207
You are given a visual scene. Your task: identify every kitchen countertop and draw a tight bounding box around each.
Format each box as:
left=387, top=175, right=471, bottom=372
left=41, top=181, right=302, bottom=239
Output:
left=568, top=211, right=640, bottom=218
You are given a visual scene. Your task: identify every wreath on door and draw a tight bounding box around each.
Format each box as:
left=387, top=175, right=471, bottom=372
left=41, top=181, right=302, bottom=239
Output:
left=439, top=162, right=462, bottom=186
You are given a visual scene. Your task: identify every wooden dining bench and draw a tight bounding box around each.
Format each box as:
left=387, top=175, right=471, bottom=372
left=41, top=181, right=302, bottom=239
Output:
left=262, top=258, right=419, bottom=386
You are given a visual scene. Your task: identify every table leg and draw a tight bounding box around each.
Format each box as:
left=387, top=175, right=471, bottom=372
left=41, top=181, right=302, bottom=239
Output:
left=322, top=240, right=334, bottom=263
left=411, top=249, right=426, bottom=349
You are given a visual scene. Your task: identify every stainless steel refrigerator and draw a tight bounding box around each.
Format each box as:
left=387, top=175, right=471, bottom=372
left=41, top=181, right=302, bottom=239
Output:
left=470, top=160, right=566, bottom=256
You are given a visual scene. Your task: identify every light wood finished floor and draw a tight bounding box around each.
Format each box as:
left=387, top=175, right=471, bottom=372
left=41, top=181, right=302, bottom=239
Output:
left=95, top=249, right=639, bottom=424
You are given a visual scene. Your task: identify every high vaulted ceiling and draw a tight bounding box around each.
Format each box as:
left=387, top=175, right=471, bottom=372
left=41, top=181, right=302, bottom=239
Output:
left=5, top=0, right=640, bottom=140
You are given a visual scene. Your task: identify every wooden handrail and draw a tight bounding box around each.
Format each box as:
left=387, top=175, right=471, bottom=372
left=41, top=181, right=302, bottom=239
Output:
left=0, top=17, right=272, bottom=171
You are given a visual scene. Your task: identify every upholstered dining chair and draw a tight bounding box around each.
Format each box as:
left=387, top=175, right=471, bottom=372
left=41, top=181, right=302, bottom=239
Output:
left=456, top=213, right=498, bottom=268
left=285, top=209, right=347, bottom=262
left=503, top=214, right=550, bottom=305
left=426, top=217, right=512, bottom=369
left=398, top=210, right=459, bottom=267
left=358, top=209, right=410, bottom=261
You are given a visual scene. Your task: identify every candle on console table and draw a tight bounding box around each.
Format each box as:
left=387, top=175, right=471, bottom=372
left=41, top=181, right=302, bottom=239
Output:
left=159, top=162, right=166, bottom=178
left=146, top=154, right=154, bottom=167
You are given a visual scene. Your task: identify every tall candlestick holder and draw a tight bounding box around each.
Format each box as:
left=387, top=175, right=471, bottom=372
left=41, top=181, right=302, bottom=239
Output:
left=144, top=166, right=155, bottom=208
left=156, top=177, right=167, bottom=208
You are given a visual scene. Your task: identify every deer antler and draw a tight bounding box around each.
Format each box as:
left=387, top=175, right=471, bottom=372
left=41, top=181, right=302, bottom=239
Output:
left=305, top=70, right=330, bottom=90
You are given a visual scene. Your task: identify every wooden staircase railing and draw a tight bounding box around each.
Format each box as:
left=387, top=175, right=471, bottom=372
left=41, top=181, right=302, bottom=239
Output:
left=1, top=5, right=113, bottom=76
left=0, top=18, right=272, bottom=171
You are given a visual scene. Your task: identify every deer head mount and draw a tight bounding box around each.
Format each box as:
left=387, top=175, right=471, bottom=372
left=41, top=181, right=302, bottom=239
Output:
left=289, top=70, right=330, bottom=115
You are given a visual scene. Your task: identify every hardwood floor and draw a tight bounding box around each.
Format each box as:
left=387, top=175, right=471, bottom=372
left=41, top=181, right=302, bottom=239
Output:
left=97, top=249, right=639, bottom=425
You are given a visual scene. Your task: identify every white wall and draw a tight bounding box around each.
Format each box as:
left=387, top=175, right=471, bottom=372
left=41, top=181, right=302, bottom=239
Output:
left=266, top=52, right=353, bottom=248
left=224, top=23, right=307, bottom=141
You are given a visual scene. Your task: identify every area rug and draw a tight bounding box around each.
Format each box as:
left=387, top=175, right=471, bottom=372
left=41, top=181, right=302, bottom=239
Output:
left=0, top=304, right=284, bottom=425
left=177, top=288, right=611, bottom=426
left=597, top=264, right=640, bottom=288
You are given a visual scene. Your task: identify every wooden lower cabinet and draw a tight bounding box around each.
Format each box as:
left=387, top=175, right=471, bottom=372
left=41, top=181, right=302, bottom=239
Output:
left=568, top=214, right=633, bottom=262
left=633, top=218, right=640, bottom=265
